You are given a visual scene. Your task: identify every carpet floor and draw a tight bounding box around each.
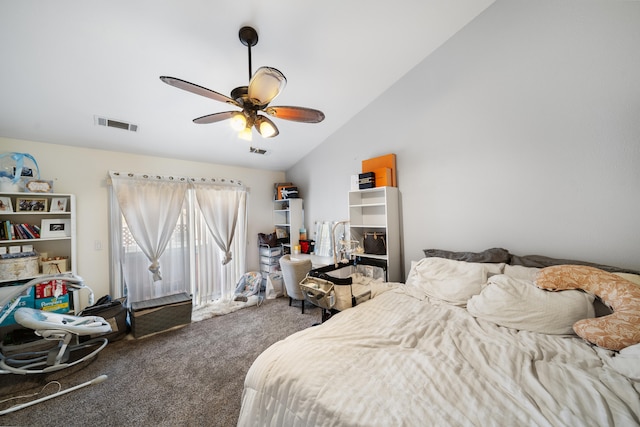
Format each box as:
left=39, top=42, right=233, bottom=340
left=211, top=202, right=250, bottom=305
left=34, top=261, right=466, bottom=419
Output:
left=0, top=297, right=320, bottom=426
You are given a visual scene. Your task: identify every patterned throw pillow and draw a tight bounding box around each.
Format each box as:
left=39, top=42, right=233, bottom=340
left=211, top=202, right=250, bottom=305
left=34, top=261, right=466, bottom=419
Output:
left=536, top=265, right=640, bottom=351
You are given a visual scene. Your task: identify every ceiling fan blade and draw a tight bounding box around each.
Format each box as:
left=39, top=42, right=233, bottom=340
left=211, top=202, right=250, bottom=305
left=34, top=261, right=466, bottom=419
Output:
left=264, top=106, right=325, bottom=123
left=160, top=76, right=240, bottom=107
left=193, top=111, right=237, bottom=124
left=248, top=67, right=286, bottom=106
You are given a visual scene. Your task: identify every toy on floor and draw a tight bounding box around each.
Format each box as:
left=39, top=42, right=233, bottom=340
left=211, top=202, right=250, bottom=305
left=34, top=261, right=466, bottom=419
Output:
left=233, top=271, right=262, bottom=302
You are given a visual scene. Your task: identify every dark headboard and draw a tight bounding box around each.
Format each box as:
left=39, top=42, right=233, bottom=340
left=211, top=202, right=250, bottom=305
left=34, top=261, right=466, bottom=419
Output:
left=422, top=248, right=640, bottom=275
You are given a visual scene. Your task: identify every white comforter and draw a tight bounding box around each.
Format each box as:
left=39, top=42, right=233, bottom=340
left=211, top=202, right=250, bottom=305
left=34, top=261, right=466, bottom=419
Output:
left=238, top=285, right=640, bottom=426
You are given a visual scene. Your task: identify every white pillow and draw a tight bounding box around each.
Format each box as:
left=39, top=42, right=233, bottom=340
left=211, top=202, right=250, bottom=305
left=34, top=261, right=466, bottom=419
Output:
left=405, top=260, right=420, bottom=287
left=407, top=257, right=491, bottom=305
left=503, top=264, right=541, bottom=281
left=467, top=274, right=595, bottom=335
left=606, top=343, right=640, bottom=380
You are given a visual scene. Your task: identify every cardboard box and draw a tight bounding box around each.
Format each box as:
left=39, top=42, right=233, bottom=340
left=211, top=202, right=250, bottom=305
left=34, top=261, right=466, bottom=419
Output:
left=36, top=294, right=70, bottom=314
left=350, top=175, right=359, bottom=191
left=275, top=182, right=293, bottom=200
left=0, top=255, right=39, bottom=281
left=372, top=167, right=392, bottom=187
left=358, top=172, right=375, bottom=189
left=35, top=279, right=67, bottom=299
left=362, top=153, right=397, bottom=187
left=0, top=285, right=35, bottom=327
left=41, top=257, right=69, bottom=274
left=280, top=186, right=299, bottom=199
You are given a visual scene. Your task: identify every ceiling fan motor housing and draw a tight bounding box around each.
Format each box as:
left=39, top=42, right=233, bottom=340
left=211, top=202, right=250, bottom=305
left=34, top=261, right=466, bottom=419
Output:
left=239, top=26, right=258, bottom=47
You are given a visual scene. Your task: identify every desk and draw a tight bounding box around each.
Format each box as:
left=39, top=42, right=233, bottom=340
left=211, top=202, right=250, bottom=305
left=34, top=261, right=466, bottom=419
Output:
left=289, top=254, right=333, bottom=269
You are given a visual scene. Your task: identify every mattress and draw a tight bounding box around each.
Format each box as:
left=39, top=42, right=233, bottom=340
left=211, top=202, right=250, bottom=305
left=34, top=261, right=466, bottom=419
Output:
left=238, top=285, right=640, bottom=426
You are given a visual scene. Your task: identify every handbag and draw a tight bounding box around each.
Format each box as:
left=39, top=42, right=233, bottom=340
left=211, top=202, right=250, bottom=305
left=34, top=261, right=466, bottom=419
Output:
left=363, top=232, right=386, bottom=255
left=258, top=232, right=278, bottom=247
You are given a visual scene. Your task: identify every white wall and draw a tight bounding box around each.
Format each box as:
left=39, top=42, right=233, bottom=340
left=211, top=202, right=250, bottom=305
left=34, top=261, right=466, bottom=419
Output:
left=1, top=137, right=285, bottom=299
left=288, top=0, right=640, bottom=273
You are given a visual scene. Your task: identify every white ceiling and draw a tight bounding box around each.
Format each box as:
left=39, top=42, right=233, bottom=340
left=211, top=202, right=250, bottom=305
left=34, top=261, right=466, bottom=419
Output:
left=0, top=1, right=494, bottom=171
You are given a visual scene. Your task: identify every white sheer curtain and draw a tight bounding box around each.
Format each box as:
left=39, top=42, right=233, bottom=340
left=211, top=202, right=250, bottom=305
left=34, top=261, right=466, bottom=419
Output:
left=109, top=172, right=189, bottom=302
left=108, top=172, right=248, bottom=308
left=191, top=184, right=247, bottom=306
left=192, top=181, right=246, bottom=265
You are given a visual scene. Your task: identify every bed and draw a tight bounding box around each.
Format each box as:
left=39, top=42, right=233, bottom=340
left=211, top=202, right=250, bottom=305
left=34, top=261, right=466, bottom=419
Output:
left=237, top=249, right=640, bottom=426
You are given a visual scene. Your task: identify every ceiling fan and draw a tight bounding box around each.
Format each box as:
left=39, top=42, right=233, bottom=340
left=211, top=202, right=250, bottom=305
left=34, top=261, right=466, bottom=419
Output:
left=160, top=26, right=325, bottom=141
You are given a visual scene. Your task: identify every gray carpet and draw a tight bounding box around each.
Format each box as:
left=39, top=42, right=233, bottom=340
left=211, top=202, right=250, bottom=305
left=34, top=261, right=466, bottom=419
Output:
left=0, top=297, right=320, bottom=426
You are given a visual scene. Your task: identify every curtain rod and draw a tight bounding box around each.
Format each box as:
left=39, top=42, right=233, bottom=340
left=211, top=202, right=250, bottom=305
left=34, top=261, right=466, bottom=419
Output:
left=107, top=171, right=248, bottom=190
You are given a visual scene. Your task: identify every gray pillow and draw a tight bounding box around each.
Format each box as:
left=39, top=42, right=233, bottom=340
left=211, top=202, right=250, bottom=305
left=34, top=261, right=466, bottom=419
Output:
left=510, top=254, right=640, bottom=275
left=422, top=247, right=511, bottom=264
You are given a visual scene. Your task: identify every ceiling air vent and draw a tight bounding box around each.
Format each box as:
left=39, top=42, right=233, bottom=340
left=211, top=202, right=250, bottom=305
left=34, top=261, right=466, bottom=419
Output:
left=94, top=115, right=138, bottom=132
left=249, top=147, right=267, bottom=155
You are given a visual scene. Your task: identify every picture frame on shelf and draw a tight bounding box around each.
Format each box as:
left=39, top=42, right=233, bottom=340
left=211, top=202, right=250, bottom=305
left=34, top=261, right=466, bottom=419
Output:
left=13, top=166, right=34, bottom=177
left=41, top=219, right=71, bottom=238
left=49, top=197, right=68, bottom=212
left=17, top=197, right=48, bottom=212
left=24, top=179, right=54, bottom=193
left=0, top=196, right=13, bottom=212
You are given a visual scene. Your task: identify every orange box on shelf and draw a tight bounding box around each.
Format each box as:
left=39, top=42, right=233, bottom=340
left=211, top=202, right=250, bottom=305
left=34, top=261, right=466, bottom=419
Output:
left=275, top=182, right=293, bottom=200
left=362, top=153, right=396, bottom=187
left=372, top=167, right=392, bottom=187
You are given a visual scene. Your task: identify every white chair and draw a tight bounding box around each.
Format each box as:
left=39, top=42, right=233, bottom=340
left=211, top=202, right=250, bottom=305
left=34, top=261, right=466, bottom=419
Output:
left=279, top=255, right=312, bottom=313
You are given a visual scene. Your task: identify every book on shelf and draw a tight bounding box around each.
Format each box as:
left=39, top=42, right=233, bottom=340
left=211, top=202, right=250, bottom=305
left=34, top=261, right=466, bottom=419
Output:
left=13, top=224, right=27, bottom=240
left=17, top=223, right=37, bottom=239
left=0, top=221, right=40, bottom=240
left=27, top=224, right=41, bottom=238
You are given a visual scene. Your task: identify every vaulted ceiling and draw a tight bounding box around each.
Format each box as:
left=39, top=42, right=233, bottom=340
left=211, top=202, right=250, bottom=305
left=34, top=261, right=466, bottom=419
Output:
left=0, top=1, right=494, bottom=170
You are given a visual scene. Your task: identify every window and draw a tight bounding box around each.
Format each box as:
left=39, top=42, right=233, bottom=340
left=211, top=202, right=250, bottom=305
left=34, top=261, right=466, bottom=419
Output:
left=109, top=175, right=247, bottom=307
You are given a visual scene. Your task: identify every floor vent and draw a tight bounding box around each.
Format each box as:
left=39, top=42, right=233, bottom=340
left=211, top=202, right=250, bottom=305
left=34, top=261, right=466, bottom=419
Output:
left=249, top=147, right=267, bottom=155
left=94, top=115, right=138, bottom=132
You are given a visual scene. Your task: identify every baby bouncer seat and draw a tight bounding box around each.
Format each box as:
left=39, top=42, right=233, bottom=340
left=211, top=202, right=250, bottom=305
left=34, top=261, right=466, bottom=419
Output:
left=233, top=271, right=263, bottom=302
left=0, top=275, right=112, bottom=375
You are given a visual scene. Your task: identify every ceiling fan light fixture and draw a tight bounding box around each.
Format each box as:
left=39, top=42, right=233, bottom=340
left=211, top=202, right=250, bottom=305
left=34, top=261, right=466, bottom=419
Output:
left=248, top=66, right=287, bottom=106
left=160, top=26, right=324, bottom=140
left=255, top=115, right=279, bottom=138
left=230, top=112, right=247, bottom=131
left=238, top=126, right=253, bottom=141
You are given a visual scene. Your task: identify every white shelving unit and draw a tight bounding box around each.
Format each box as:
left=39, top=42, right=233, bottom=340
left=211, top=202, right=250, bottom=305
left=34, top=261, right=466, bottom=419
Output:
left=258, top=198, right=304, bottom=283
left=348, top=187, right=402, bottom=282
left=0, top=192, right=79, bottom=312
left=273, top=198, right=304, bottom=254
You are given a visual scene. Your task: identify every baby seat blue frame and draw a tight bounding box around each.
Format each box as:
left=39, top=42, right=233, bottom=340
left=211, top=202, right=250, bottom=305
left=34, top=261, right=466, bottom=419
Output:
left=0, top=275, right=111, bottom=375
